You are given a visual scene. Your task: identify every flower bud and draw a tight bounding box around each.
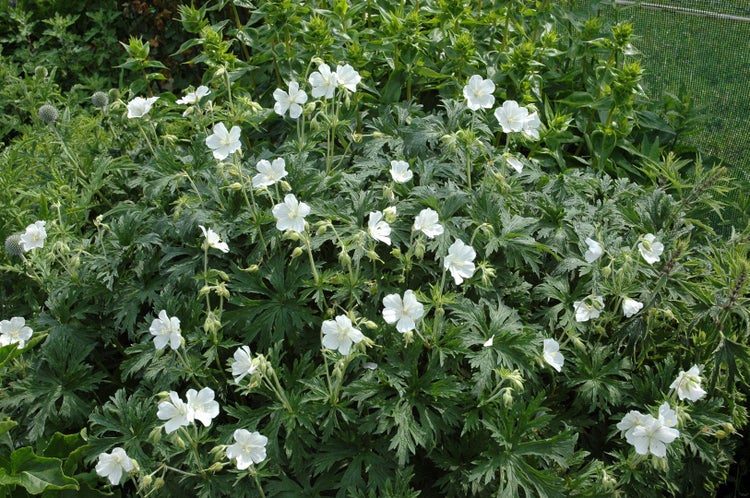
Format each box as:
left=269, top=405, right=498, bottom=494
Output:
left=153, top=477, right=165, bottom=490
left=208, top=462, right=225, bottom=473
left=280, top=180, right=292, bottom=192
left=215, top=282, right=230, bottom=299
left=363, top=320, right=378, bottom=330
left=291, top=246, right=304, bottom=259
left=338, top=250, right=351, bottom=266
left=414, top=239, right=425, bottom=260
left=4, top=234, right=24, bottom=257
left=242, top=264, right=260, bottom=272
left=502, top=388, right=513, bottom=407
left=171, top=434, right=186, bottom=449
left=203, top=311, right=221, bottom=333
left=723, top=423, right=736, bottom=434
left=38, top=104, right=59, bottom=124
left=141, top=475, right=153, bottom=488
left=148, top=426, right=162, bottom=444
left=91, top=91, right=110, bottom=108
left=228, top=182, right=243, bottom=190
left=716, top=430, right=727, bottom=439
left=403, top=330, right=414, bottom=345
left=383, top=206, right=398, bottom=223
left=34, top=66, right=48, bottom=79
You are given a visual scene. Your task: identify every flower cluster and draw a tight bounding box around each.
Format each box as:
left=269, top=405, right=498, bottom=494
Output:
left=156, top=387, right=220, bottom=433
left=617, top=402, right=680, bottom=458
left=462, top=75, right=541, bottom=140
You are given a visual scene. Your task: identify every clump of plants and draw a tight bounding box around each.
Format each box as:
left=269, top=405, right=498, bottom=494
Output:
left=1, top=0, right=748, bottom=496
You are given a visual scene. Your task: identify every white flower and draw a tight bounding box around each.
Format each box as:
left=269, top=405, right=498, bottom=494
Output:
left=483, top=335, right=494, bottom=348
left=20, top=220, right=47, bottom=251
left=463, top=75, right=495, bottom=111
left=670, top=365, right=707, bottom=402
left=389, top=160, right=413, bottom=183
left=630, top=413, right=680, bottom=458
left=0, top=317, right=33, bottom=349
left=618, top=404, right=680, bottom=458
left=199, top=225, right=229, bottom=253
left=542, top=338, right=564, bottom=372
left=176, top=85, right=210, bottom=105
left=335, top=63, right=361, bottom=92
left=622, top=298, right=643, bottom=318
left=273, top=81, right=308, bottom=119
left=231, top=345, right=258, bottom=383
left=413, top=208, right=443, bottom=239
left=494, top=100, right=529, bottom=133
left=272, top=194, right=310, bottom=233
left=226, top=429, right=268, bottom=470
left=252, top=158, right=288, bottom=188
left=638, top=233, right=664, bottom=265
left=156, top=391, right=192, bottom=434
left=321, top=314, right=364, bottom=355
left=309, top=63, right=337, bottom=99
left=521, top=111, right=541, bottom=140
left=205, top=122, right=242, bottom=160
left=149, top=310, right=182, bottom=351
left=573, top=296, right=604, bottom=322
left=505, top=154, right=524, bottom=173
left=444, top=239, right=476, bottom=285
left=95, top=447, right=136, bottom=485
left=382, top=290, right=424, bottom=333
left=617, top=410, right=648, bottom=444
left=186, top=387, right=220, bottom=427
left=368, top=211, right=391, bottom=245
left=126, top=96, right=158, bottom=118
left=583, top=238, right=603, bottom=263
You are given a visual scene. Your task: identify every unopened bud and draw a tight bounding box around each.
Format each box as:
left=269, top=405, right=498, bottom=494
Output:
left=280, top=180, right=292, bottom=191
left=38, top=104, right=59, bottom=124
left=291, top=246, right=304, bottom=259
left=141, top=475, right=153, bottom=488
left=153, top=477, right=165, bottom=490
left=4, top=234, right=24, bottom=257
left=383, top=206, right=398, bottom=223
left=502, top=388, right=513, bottom=407
left=208, top=462, right=224, bottom=472
left=91, top=91, right=110, bottom=108
left=228, top=182, right=243, bottom=190
left=363, top=320, right=378, bottom=330
left=203, top=311, right=221, bottom=333
left=716, top=430, right=727, bottom=439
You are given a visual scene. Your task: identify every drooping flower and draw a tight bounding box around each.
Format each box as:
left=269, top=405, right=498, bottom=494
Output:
left=638, top=233, right=664, bottom=265
left=176, top=85, right=210, bottom=105
left=272, top=194, right=310, bottom=233
left=252, top=158, right=288, bottom=188
left=504, top=154, right=524, bottom=173
left=0, top=317, right=33, bottom=349
left=205, top=122, right=242, bottom=160
left=382, top=290, right=424, bottom=333
left=622, top=298, right=644, bottom=318
left=413, top=208, right=444, bottom=239
left=463, top=74, right=495, bottom=111
left=273, top=81, right=308, bottom=119
left=573, top=296, right=604, bottom=322
left=20, top=220, right=47, bottom=252
left=321, top=314, right=364, bottom=355
left=199, top=225, right=229, bottom=253
left=583, top=238, right=603, bottom=263
left=542, top=338, right=564, bottom=372
left=309, top=63, right=338, bottom=99
left=670, top=365, right=707, bottom=402
left=186, top=387, right=220, bottom=427
left=156, top=391, right=193, bottom=434
left=335, top=63, right=361, bottom=92
left=231, top=345, right=258, bottom=383
left=226, top=429, right=268, bottom=470
left=521, top=110, right=541, bottom=140
left=368, top=211, right=391, bottom=246
left=95, top=447, right=136, bottom=485
left=494, top=100, right=529, bottom=133
left=444, top=239, right=476, bottom=285
left=389, top=160, right=413, bottom=183
left=126, top=96, right=158, bottom=118
left=149, top=310, right=182, bottom=351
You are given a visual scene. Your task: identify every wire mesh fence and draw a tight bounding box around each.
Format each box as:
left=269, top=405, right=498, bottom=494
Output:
left=575, top=0, right=750, bottom=201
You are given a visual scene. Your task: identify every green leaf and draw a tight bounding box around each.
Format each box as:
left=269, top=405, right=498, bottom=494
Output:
left=0, top=447, right=78, bottom=494
left=0, top=420, right=17, bottom=438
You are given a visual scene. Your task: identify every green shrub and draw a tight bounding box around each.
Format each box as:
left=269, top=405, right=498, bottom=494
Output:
left=1, top=0, right=748, bottom=496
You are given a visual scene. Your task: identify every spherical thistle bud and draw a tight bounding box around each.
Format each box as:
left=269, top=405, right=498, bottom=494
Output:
left=5, top=234, right=24, bottom=257
left=91, top=91, right=110, bottom=108
left=38, top=104, right=59, bottom=124
left=34, top=66, right=48, bottom=79
left=108, top=88, right=120, bottom=101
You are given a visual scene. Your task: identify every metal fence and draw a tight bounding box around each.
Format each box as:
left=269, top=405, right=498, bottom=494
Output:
left=577, top=0, right=750, bottom=189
